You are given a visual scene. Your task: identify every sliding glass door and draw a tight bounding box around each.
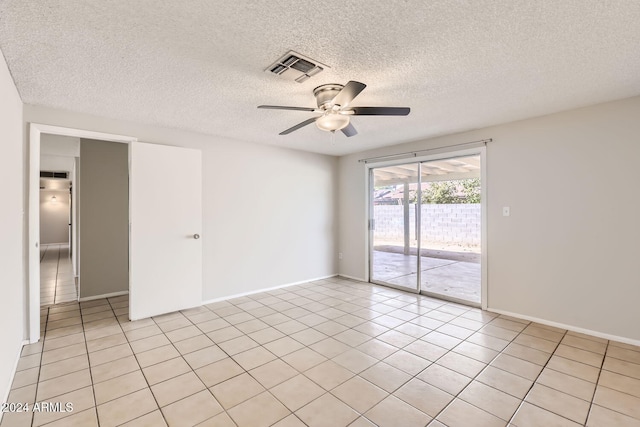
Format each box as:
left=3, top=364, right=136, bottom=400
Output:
left=370, top=163, right=420, bottom=293
left=419, top=155, right=482, bottom=304
left=369, top=154, right=482, bottom=305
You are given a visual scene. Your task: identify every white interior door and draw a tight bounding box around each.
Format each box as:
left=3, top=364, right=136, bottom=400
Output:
left=129, top=142, right=202, bottom=320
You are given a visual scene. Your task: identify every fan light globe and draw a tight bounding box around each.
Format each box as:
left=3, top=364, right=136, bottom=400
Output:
left=316, top=113, right=350, bottom=132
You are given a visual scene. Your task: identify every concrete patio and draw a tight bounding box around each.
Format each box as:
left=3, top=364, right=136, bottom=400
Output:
left=371, top=249, right=481, bottom=304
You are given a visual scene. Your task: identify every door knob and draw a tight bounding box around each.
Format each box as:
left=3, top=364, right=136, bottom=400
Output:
left=193, top=234, right=200, bottom=239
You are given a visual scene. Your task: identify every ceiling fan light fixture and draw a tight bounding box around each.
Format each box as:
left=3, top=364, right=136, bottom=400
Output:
left=315, top=113, right=350, bottom=132
left=258, top=80, right=409, bottom=137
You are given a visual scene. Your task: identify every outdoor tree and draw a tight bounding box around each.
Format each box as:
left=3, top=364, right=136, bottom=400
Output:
left=462, top=178, right=481, bottom=203
left=422, top=178, right=480, bottom=204
left=422, top=181, right=458, bottom=203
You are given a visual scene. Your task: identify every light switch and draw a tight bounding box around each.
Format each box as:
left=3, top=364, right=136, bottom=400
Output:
left=503, top=206, right=510, bottom=216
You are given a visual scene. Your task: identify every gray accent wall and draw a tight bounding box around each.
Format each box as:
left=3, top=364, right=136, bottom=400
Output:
left=79, top=139, right=129, bottom=299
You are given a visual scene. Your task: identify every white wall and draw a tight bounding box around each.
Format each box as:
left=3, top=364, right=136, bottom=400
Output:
left=339, top=96, right=640, bottom=343
left=0, top=51, right=24, bottom=404
left=40, top=154, right=75, bottom=172
left=41, top=134, right=80, bottom=156
left=40, top=190, right=70, bottom=244
left=24, top=105, right=338, bottom=301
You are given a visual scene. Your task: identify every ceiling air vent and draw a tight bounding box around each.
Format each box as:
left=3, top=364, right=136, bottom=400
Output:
left=266, top=51, right=329, bottom=83
left=40, top=171, right=69, bottom=179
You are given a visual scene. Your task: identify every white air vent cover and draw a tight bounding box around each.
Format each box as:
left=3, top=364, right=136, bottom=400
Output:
left=266, top=51, right=329, bottom=83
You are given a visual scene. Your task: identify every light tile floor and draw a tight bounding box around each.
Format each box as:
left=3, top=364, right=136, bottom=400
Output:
left=3, top=277, right=640, bottom=427
left=40, top=244, right=76, bottom=306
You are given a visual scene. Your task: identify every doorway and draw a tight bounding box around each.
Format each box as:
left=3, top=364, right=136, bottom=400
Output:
left=29, top=124, right=204, bottom=343
left=39, top=137, right=78, bottom=305
left=37, top=135, right=129, bottom=307
left=369, top=151, right=485, bottom=307
left=28, top=125, right=137, bottom=342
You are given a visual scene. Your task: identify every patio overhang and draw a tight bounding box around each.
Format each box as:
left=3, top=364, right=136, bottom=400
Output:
left=372, top=156, right=480, bottom=186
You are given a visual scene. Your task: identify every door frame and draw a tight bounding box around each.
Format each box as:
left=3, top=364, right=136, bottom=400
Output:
left=28, top=123, right=137, bottom=343
left=366, top=146, right=487, bottom=310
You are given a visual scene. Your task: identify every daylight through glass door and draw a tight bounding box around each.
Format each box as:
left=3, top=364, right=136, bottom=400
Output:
left=370, top=163, right=421, bottom=292
left=419, top=155, right=481, bottom=304
left=370, top=154, right=481, bottom=305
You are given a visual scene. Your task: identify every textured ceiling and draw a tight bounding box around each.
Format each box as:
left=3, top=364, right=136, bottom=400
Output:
left=1, top=1, right=640, bottom=156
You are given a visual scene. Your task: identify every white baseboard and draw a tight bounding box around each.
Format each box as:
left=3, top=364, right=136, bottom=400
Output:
left=336, top=274, right=366, bottom=282
left=201, top=274, right=338, bottom=306
left=488, top=308, right=640, bottom=347
left=79, top=291, right=128, bottom=302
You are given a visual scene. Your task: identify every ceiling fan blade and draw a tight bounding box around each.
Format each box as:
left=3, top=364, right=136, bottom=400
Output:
left=331, top=81, right=367, bottom=108
left=279, top=117, right=319, bottom=135
left=258, top=105, right=317, bottom=112
left=341, top=122, right=358, bottom=137
left=350, top=107, right=410, bottom=116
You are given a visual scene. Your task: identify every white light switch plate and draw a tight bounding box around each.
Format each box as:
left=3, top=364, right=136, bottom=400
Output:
left=503, top=206, right=510, bottom=216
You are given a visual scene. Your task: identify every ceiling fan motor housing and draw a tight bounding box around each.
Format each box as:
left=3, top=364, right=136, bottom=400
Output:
left=257, top=80, right=409, bottom=137
left=313, top=84, right=344, bottom=109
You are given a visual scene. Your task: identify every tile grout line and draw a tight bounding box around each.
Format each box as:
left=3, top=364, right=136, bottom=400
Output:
left=404, top=312, right=533, bottom=425
left=160, top=305, right=298, bottom=425
left=39, top=243, right=46, bottom=262
left=38, top=282, right=436, bottom=410
left=293, top=308, right=468, bottom=425
left=584, top=340, right=610, bottom=424
left=40, top=244, right=53, bottom=307
left=53, top=245, right=60, bottom=305
left=18, top=280, right=456, bottom=424
left=450, top=322, right=563, bottom=416
left=198, top=288, right=371, bottom=424
left=135, top=304, right=302, bottom=425
left=74, top=299, right=168, bottom=425
left=354, top=304, right=482, bottom=425
left=307, top=284, right=489, bottom=422
left=28, top=306, right=48, bottom=427
left=208, top=292, right=370, bottom=426
left=151, top=309, right=234, bottom=426
left=220, top=279, right=640, bottom=425
left=25, top=279, right=640, bottom=427
left=78, top=300, right=100, bottom=427
left=216, top=284, right=477, bottom=425
left=112, top=298, right=171, bottom=427
left=212, top=283, right=629, bottom=424
left=183, top=305, right=303, bottom=425
left=505, top=328, right=570, bottom=426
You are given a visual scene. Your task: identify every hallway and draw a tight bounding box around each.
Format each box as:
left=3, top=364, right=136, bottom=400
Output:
left=40, top=244, right=76, bottom=306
